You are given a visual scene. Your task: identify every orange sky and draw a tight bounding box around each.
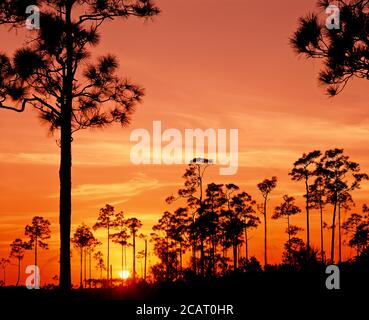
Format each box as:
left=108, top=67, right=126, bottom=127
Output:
left=1, top=0, right=369, bottom=286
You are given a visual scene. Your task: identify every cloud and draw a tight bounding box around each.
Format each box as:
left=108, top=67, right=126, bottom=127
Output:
left=49, top=174, right=163, bottom=203
left=0, top=142, right=132, bottom=167
left=0, top=152, right=59, bottom=165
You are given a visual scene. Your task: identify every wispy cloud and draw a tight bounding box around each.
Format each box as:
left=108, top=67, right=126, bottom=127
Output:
left=0, top=142, right=132, bottom=166
left=48, top=174, right=165, bottom=203
left=0, top=152, right=59, bottom=165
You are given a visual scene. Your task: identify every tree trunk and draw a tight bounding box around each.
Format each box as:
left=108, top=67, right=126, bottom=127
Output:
left=80, top=248, right=83, bottom=289
left=59, top=2, right=73, bottom=291
left=305, top=177, right=310, bottom=253
left=88, top=251, right=92, bottom=288
left=287, top=216, right=291, bottom=264
left=165, top=236, right=169, bottom=279
left=121, top=244, right=124, bottom=285
left=133, top=233, right=136, bottom=281
left=263, top=197, right=268, bottom=268
left=107, top=225, right=110, bottom=284
left=59, top=122, right=72, bottom=290
left=124, top=245, right=127, bottom=270
left=16, top=258, right=20, bottom=286
left=192, top=244, right=196, bottom=274
left=179, top=242, right=183, bottom=273
left=84, top=248, right=87, bottom=288
left=35, top=235, right=38, bottom=287
left=338, top=204, right=341, bottom=263
left=331, top=201, right=337, bottom=264
left=233, top=240, right=237, bottom=271
left=244, top=227, right=248, bottom=262
left=213, top=243, right=217, bottom=275
left=320, top=202, right=324, bottom=263
left=200, top=237, right=205, bottom=277
left=144, top=239, right=147, bottom=280
left=210, top=237, right=214, bottom=275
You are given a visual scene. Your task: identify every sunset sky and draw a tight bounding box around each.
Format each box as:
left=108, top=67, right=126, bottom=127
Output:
left=1, top=0, right=369, bottom=286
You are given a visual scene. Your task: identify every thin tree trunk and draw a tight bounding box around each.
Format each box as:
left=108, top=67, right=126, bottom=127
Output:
left=179, top=242, right=183, bottom=273
left=133, top=233, right=136, bottom=281
left=16, top=258, right=20, bottom=286
left=263, top=197, right=268, bottom=268
left=165, top=236, right=169, bottom=279
left=84, top=248, right=87, bottom=288
left=320, top=202, right=324, bottom=263
left=192, top=244, right=196, bottom=274
left=59, top=2, right=73, bottom=291
left=124, top=245, right=127, bottom=271
left=144, top=239, right=147, bottom=280
left=121, top=244, right=124, bottom=285
left=305, top=177, right=310, bottom=253
left=213, top=243, right=217, bottom=275
left=338, top=204, right=342, bottom=263
left=244, top=227, right=248, bottom=262
left=233, top=240, right=237, bottom=271
left=200, top=237, right=205, bottom=277
left=35, top=235, right=38, bottom=287
left=107, top=225, right=110, bottom=284
left=80, top=248, right=83, bottom=289
left=331, top=201, right=337, bottom=264
left=89, top=252, right=92, bottom=288
left=287, top=216, right=291, bottom=264
left=222, top=239, right=226, bottom=272
left=121, top=244, right=123, bottom=274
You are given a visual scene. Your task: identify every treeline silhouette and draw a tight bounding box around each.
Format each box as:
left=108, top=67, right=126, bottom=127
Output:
left=2, top=149, right=369, bottom=289
left=149, top=150, right=368, bottom=282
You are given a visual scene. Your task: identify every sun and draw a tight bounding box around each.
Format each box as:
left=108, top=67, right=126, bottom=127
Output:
left=119, top=270, right=130, bottom=280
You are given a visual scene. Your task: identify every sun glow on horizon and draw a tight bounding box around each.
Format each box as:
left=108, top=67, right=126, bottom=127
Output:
left=119, top=270, right=130, bottom=280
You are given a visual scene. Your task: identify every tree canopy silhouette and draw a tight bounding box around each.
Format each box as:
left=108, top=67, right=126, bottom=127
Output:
left=291, top=0, right=369, bottom=95
left=342, top=204, right=369, bottom=256
left=317, top=148, right=368, bottom=263
left=9, top=238, right=29, bottom=286
left=155, top=160, right=262, bottom=278
left=125, top=217, right=142, bottom=281
left=93, top=204, right=115, bottom=283
left=111, top=210, right=130, bottom=282
left=273, top=195, right=302, bottom=264
left=72, top=223, right=95, bottom=288
left=0, top=258, right=10, bottom=286
left=290, top=150, right=321, bottom=253
left=0, top=0, right=38, bottom=25
left=25, top=216, right=51, bottom=270
left=308, top=176, right=326, bottom=262
left=257, top=176, right=277, bottom=267
left=93, top=250, right=106, bottom=280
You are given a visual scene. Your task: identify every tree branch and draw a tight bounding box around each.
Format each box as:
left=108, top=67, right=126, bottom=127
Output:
left=0, top=98, right=35, bottom=113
